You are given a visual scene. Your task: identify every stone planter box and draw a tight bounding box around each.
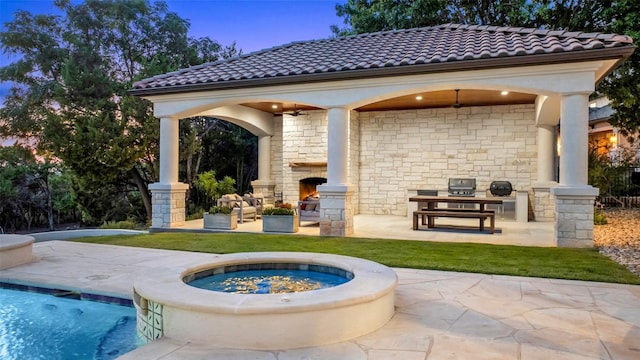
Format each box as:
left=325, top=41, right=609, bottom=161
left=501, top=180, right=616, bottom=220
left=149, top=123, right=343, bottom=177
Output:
left=203, top=213, right=237, bottom=230
left=262, top=214, right=299, bottom=233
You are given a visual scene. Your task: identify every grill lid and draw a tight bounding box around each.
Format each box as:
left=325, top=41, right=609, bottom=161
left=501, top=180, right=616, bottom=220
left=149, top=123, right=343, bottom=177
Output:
left=448, top=178, right=476, bottom=196
left=490, top=181, right=513, bottom=196
left=448, top=178, right=476, bottom=191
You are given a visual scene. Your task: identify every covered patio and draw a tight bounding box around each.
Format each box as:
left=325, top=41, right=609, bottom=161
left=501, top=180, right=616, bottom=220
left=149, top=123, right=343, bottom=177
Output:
left=176, top=214, right=555, bottom=247
left=131, top=24, right=635, bottom=247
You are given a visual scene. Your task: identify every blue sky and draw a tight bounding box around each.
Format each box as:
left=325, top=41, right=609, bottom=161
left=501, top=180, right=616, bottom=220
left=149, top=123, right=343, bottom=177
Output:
left=0, top=0, right=346, bottom=102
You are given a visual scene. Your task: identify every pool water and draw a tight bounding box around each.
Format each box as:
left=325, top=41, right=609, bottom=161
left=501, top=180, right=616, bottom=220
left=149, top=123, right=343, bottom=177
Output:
left=0, top=288, right=142, bottom=360
left=188, top=269, right=350, bottom=294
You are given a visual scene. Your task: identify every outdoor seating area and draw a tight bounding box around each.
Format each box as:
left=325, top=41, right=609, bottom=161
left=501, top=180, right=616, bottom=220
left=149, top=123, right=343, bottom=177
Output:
left=298, top=194, right=321, bottom=225
left=217, top=194, right=264, bottom=223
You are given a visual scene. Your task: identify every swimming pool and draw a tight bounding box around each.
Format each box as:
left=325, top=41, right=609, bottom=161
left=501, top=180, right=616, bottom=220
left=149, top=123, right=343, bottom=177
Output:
left=0, top=287, right=142, bottom=360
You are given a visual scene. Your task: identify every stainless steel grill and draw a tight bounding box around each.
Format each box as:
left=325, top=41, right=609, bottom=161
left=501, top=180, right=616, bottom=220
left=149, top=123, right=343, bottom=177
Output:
left=448, top=178, right=476, bottom=197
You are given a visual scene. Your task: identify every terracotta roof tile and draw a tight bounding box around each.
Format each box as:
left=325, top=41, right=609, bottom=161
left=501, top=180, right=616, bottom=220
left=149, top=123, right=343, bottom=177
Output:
left=132, top=23, right=634, bottom=93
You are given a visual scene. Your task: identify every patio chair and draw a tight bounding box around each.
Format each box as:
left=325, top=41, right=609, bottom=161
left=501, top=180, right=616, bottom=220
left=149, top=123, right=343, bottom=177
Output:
left=217, top=194, right=257, bottom=223
left=243, top=193, right=264, bottom=218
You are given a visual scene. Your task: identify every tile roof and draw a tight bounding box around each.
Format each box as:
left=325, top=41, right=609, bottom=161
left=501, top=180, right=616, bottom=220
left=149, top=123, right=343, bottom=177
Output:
left=589, top=104, right=615, bottom=122
left=132, top=23, right=634, bottom=95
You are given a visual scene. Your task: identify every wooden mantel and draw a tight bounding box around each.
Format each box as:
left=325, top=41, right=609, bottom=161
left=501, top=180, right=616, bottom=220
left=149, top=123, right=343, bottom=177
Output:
left=288, top=161, right=327, bottom=168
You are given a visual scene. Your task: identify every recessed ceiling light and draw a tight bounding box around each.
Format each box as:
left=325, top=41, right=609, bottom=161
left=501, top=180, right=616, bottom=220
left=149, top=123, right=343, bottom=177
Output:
left=271, top=104, right=278, bottom=109
left=501, top=91, right=509, bottom=96
left=416, top=95, right=423, bottom=100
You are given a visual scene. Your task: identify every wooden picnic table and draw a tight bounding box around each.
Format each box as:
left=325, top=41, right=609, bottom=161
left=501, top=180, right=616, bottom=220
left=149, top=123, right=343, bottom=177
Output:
left=408, top=195, right=504, bottom=233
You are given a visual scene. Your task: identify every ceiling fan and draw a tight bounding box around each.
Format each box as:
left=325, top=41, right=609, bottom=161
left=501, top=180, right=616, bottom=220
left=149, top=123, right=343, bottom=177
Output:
left=284, top=104, right=308, bottom=117
left=452, top=89, right=463, bottom=108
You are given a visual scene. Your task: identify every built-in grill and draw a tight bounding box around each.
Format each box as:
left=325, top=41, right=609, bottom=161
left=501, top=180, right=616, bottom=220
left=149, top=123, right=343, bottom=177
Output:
left=448, top=178, right=476, bottom=197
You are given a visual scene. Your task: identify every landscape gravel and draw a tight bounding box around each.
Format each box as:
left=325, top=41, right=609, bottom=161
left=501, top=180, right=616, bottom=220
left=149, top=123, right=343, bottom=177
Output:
left=593, top=208, right=640, bottom=277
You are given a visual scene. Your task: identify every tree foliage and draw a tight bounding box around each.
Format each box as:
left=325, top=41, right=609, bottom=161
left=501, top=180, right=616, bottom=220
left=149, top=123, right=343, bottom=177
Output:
left=0, top=0, right=238, bottom=223
left=333, top=0, right=639, bottom=135
left=0, top=144, right=62, bottom=231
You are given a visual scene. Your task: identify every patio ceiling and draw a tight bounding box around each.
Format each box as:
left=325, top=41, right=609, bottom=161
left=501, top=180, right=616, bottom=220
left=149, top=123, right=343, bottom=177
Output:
left=241, top=89, right=537, bottom=114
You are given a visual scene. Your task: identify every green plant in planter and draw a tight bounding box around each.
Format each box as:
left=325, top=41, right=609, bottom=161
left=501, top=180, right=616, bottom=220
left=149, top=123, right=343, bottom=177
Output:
left=209, top=205, right=233, bottom=215
left=263, top=207, right=295, bottom=216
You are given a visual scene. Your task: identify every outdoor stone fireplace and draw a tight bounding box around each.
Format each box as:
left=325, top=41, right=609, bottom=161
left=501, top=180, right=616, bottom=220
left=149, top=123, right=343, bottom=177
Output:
left=299, top=177, right=326, bottom=200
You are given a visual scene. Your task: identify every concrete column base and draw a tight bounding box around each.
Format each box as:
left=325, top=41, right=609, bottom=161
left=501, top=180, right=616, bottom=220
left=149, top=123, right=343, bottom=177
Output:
left=251, top=180, right=276, bottom=206
left=317, top=184, right=355, bottom=236
left=149, top=182, right=189, bottom=228
left=551, top=186, right=599, bottom=248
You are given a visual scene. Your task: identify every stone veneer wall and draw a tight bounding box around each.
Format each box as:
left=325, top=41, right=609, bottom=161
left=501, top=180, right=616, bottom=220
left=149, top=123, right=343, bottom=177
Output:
left=554, top=195, right=595, bottom=247
left=271, top=115, right=283, bottom=196
left=533, top=187, right=556, bottom=221
left=150, top=186, right=187, bottom=228
left=269, top=110, right=360, bottom=213
left=280, top=111, right=328, bottom=204
left=358, top=105, right=538, bottom=216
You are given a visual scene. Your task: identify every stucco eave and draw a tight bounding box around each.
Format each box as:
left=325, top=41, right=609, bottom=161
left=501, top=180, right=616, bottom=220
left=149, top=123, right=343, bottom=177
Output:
left=129, top=46, right=635, bottom=98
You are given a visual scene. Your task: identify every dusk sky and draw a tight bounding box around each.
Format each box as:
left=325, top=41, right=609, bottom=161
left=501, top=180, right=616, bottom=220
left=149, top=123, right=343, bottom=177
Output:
left=0, top=0, right=347, bottom=103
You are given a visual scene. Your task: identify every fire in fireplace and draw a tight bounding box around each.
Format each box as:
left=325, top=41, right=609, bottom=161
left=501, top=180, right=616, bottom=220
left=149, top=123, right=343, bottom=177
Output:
left=299, top=177, right=326, bottom=200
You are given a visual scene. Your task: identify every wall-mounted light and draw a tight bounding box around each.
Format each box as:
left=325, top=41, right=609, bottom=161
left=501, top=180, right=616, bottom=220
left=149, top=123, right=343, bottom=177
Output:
left=415, top=95, right=423, bottom=101
left=271, top=104, right=278, bottom=109
left=610, top=134, right=618, bottom=144
left=500, top=91, right=509, bottom=96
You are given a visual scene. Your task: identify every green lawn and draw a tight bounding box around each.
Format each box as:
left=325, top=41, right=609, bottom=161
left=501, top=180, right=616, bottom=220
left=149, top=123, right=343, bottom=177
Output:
left=75, top=232, right=640, bottom=285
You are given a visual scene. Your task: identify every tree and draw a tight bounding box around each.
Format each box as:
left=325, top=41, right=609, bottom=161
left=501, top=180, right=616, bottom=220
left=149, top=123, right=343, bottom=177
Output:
left=598, top=0, right=640, bottom=140
left=0, top=144, right=59, bottom=231
left=0, top=0, right=233, bottom=222
left=332, top=0, right=640, bottom=136
left=193, top=170, right=236, bottom=210
left=332, top=0, right=451, bottom=36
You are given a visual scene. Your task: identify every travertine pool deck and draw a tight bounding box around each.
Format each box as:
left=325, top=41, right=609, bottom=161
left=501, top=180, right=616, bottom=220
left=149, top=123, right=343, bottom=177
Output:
left=1, top=241, right=639, bottom=359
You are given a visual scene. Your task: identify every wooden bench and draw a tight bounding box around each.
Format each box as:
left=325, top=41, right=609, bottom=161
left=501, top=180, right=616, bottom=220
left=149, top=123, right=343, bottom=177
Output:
left=413, top=209, right=496, bottom=234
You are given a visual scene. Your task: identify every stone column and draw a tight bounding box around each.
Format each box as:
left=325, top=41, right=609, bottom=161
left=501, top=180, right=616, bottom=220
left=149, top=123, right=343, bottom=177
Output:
left=149, top=117, right=189, bottom=229
left=317, top=185, right=355, bottom=236
left=551, top=93, right=599, bottom=247
left=533, top=125, right=558, bottom=221
left=318, top=107, right=353, bottom=236
left=251, top=135, right=276, bottom=205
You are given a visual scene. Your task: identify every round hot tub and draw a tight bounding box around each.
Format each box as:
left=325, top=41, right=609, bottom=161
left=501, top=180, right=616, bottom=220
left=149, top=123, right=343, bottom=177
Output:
left=133, top=252, right=397, bottom=350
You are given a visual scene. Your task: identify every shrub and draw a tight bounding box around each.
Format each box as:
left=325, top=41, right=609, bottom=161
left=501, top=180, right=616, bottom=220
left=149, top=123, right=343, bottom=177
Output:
left=99, top=219, right=140, bottom=229
left=263, top=207, right=295, bottom=216
left=208, top=205, right=233, bottom=215
left=186, top=208, right=205, bottom=221
left=594, top=208, right=608, bottom=225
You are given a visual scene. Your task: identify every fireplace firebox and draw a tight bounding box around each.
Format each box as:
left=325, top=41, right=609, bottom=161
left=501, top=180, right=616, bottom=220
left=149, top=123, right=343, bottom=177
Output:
left=299, top=177, right=326, bottom=200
